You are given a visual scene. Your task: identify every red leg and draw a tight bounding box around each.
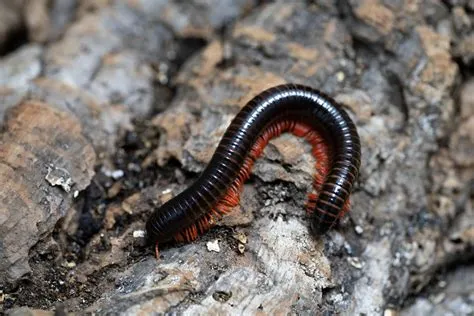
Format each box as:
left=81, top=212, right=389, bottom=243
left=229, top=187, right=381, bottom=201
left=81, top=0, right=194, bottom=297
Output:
left=155, top=242, right=160, bottom=260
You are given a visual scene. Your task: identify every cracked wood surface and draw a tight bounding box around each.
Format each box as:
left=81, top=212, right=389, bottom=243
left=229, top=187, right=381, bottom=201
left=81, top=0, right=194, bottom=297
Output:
left=1, top=1, right=473, bottom=315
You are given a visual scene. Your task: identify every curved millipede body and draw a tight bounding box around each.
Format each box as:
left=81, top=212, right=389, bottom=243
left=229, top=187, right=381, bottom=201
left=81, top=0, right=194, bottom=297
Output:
left=146, top=84, right=361, bottom=246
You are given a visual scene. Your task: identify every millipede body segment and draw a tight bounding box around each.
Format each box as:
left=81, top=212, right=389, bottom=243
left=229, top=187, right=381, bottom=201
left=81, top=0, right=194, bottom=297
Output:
left=146, top=84, right=361, bottom=246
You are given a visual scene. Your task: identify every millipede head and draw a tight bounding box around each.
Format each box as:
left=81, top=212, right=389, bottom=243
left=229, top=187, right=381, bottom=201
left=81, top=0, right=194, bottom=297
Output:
left=145, top=223, right=172, bottom=245
left=145, top=201, right=183, bottom=245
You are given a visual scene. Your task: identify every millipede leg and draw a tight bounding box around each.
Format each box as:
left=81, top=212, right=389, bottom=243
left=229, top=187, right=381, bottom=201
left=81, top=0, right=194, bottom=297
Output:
left=155, top=242, right=160, bottom=260
left=340, top=199, right=351, bottom=217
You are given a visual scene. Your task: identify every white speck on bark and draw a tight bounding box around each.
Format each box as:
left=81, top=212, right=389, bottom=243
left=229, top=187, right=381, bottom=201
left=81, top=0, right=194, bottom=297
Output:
left=206, top=239, right=221, bottom=253
left=45, top=165, right=74, bottom=192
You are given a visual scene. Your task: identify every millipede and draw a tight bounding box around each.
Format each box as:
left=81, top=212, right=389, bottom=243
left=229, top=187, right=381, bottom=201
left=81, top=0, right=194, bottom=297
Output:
left=146, top=84, right=361, bottom=253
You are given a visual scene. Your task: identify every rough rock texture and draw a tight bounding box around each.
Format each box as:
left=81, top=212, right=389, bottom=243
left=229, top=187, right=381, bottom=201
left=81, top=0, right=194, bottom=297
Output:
left=0, top=0, right=256, bottom=308
left=1, top=0, right=473, bottom=315
left=0, top=101, right=96, bottom=283
left=0, top=0, right=78, bottom=49
left=401, top=263, right=474, bottom=316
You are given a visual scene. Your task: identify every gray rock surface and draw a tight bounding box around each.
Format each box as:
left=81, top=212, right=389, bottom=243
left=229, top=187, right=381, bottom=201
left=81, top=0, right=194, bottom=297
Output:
left=1, top=0, right=472, bottom=315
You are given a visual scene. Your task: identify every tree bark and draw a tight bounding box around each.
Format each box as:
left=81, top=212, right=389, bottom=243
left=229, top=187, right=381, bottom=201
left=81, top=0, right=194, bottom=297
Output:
left=1, top=1, right=472, bottom=315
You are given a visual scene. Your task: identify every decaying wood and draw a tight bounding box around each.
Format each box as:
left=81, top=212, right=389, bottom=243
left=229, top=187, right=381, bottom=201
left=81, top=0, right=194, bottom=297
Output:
left=0, top=101, right=96, bottom=284
left=0, top=0, right=473, bottom=315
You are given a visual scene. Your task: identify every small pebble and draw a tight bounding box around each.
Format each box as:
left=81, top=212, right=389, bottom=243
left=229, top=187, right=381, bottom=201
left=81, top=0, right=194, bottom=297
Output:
left=160, top=188, right=174, bottom=203
left=336, top=71, right=345, bottom=82
left=344, top=241, right=353, bottom=255
left=133, top=230, right=145, bottom=238
left=232, top=232, right=247, bottom=244
left=430, top=292, right=446, bottom=304
left=128, top=163, right=141, bottom=172
left=110, top=170, right=124, bottom=179
left=102, top=167, right=124, bottom=179
left=355, top=225, right=364, bottom=235
left=383, top=308, right=399, bottom=316
left=212, top=290, right=232, bottom=302
left=107, top=182, right=122, bottom=198
left=162, top=188, right=172, bottom=195
left=207, top=239, right=221, bottom=253
left=347, top=256, right=364, bottom=269
left=64, top=261, right=76, bottom=268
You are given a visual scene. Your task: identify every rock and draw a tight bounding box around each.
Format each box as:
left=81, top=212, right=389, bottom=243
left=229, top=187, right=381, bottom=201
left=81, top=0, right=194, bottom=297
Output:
left=0, top=44, right=41, bottom=124
left=136, top=1, right=466, bottom=314
left=452, top=6, right=471, bottom=34
left=352, top=0, right=395, bottom=42
left=1, top=1, right=473, bottom=315
left=23, top=0, right=50, bottom=43
left=6, top=307, right=54, bottom=316
left=459, top=79, right=474, bottom=120
left=206, top=239, right=221, bottom=253
left=0, top=101, right=96, bottom=285
left=0, top=0, right=78, bottom=51
left=454, top=34, right=474, bottom=65
left=450, top=116, right=474, bottom=167
left=401, top=265, right=474, bottom=316
left=0, top=1, right=25, bottom=54
left=136, top=0, right=258, bottom=39
left=0, top=45, right=42, bottom=89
